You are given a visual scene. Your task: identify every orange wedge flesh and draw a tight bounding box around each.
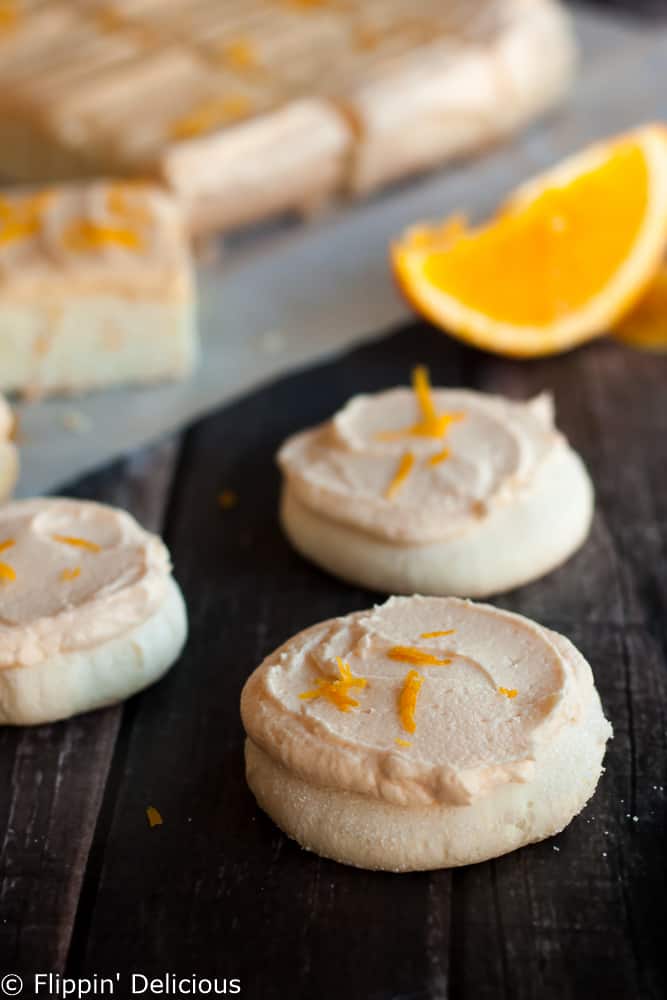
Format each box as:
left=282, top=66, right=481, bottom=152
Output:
left=613, top=263, right=667, bottom=351
left=392, top=126, right=667, bottom=357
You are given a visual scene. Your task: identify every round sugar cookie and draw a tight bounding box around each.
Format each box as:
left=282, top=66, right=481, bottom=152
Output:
left=241, top=595, right=612, bottom=872
left=277, top=369, right=593, bottom=597
left=0, top=497, right=187, bottom=725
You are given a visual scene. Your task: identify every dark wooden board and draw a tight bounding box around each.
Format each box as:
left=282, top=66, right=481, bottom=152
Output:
left=1, top=322, right=664, bottom=999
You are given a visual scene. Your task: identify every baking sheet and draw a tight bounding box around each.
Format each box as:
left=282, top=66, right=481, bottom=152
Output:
left=13, top=7, right=664, bottom=498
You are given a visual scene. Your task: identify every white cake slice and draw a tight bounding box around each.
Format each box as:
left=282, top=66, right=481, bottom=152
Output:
left=0, top=181, right=197, bottom=398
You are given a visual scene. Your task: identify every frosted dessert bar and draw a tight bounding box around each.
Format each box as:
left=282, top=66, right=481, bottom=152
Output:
left=0, top=181, right=197, bottom=398
left=0, top=0, right=576, bottom=234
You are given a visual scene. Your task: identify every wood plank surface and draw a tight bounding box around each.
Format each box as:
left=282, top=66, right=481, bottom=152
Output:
left=3, top=323, right=653, bottom=999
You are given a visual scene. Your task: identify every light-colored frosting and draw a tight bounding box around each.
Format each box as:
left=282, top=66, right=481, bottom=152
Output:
left=278, top=382, right=565, bottom=544
left=161, top=99, right=352, bottom=232
left=241, top=596, right=612, bottom=807
left=0, top=498, right=171, bottom=669
left=0, top=182, right=191, bottom=297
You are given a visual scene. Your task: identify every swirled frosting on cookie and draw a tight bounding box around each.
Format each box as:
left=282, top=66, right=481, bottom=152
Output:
left=242, top=596, right=612, bottom=807
left=0, top=498, right=171, bottom=669
left=278, top=369, right=565, bottom=544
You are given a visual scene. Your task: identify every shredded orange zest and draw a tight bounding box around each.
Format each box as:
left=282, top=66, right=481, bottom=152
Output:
left=377, top=366, right=464, bottom=441
left=354, top=25, right=381, bottom=50
left=217, top=489, right=238, bottom=510
left=146, top=806, right=163, bottom=828
left=428, top=447, right=450, bottom=466
left=420, top=629, right=456, bottom=639
left=221, top=39, right=258, bottom=72
left=385, top=451, right=414, bottom=499
left=299, top=657, right=367, bottom=713
left=395, top=737, right=412, bottom=747
left=0, top=561, right=16, bottom=582
left=169, top=95, right=252, bottom=140
left=52, top=534, right=101, bottom=553
left=0, top=1, right=18, bottom=34
left=498, top=686, right=518, bottom=699
left=398, top=669, right=424, bottom=734
left=0, top=538, right=15, bottom=554
left=95, top=6, right=125, bottom=31
left=411, top=365, right=464, bottom=437
left=106, top=182, right=153, bottom=229
left=63, top=220, right=143, bottom=253
left=0, top=220, right=40, bottom=246
left=0, top=190, right=53, bottom=246
left=388, top=646, right=451, bottom=667
left=60, top=567, right=81, bottom=582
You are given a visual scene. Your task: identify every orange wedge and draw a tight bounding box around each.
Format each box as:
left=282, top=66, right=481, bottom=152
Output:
left=613, top=262, right=667, bottom=352
left=392, top=125, right=667, bottom=357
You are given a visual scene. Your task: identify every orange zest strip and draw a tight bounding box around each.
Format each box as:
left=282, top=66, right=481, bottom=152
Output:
left=51, top=534, right=101, bottom=553
left=63, top=220, right=143, bottom=253
left=385, top=451, right=414, bottom=499
left=0, top=190, right=53, bottom=246
left=413, top=364, right=438, bottom=424
left=217, top=489, right=238, bottom=510
left=376, top=366, right=464, bottom=441
left=221, top=38, right=258, bottom=72
left=0, top=538, right=15, bottom=554
left=428, top=447, right=450, bottom=466
left=146, top=806, right=163, bottom=828
left=388, top=646, right=451, bottom=667
left=398, top=669, right=424, bottom=734
left=0, top=2, right=19, bottom=34
left=420, top=629, right=456, bottom=639
left=169, top=95, right=252, bottom=140
left=498, top=686, right=518, bottom=699
left=395, top=738, right=412, bottom=747
left=299, top=656, right=367, bottom=713
left=60, top=567, right=81, bottom=582
left=410, top=365, right=464, bottom=437
left=106, top=183, right=153, bottom=229
left=0, top=561, right=16, bottom=582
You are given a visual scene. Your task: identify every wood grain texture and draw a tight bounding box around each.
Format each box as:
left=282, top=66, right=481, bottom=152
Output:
left=12, top=323, right=654, bottom=1000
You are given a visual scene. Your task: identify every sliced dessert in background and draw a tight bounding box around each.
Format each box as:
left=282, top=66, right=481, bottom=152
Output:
left=0, top=181, right=197, bottom=398
left=0, top=0, right=575, bottom=234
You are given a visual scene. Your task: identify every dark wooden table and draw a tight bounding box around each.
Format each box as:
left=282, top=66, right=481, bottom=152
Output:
left=0, top=321, right=664, bottom=999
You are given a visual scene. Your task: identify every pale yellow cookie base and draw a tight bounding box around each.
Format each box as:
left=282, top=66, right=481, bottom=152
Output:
left=245, top=687, right=609, bottom=871
left=0, top=576, right=187, bottom=725
left=0, top=295, right=197, bottom=398
left=281, top=445, right=594, bottom=598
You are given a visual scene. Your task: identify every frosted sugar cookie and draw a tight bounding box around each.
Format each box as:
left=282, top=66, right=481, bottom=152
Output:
left=0, top=395, right=18, bottom=501
left=241, top=596, right=612, bottom=871
left=278, top=367, right=593, bottom=597
left=0, top=498, right=187, bottom=724
left=0, top=182, right=196, bottom=398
